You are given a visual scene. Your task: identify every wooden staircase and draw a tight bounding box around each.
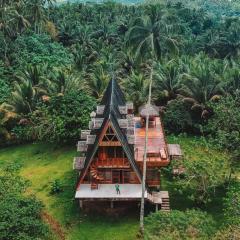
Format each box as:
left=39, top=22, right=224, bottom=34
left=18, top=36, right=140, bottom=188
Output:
left=147, top=191, right=170, bottom=212
left=90, top=164, right=103, bottom=190
left=90, top=164, right=104, bottom=181
left=161, top=194, right=170, bottom=212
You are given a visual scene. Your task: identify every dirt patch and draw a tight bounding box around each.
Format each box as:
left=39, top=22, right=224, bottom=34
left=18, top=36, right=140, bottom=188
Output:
left=42, top=211, right=65, bottom=240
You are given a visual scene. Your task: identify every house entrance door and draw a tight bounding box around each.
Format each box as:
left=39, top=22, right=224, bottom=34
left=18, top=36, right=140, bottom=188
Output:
left=112, top=170, right=121, bottom=183
left=112, top=170, right=130, bottom=183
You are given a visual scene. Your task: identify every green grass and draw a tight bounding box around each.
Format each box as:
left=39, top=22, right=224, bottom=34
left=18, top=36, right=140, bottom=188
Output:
left=0, top=135, right=233, bottom=239
left=0, top=143, right=138, bottom=240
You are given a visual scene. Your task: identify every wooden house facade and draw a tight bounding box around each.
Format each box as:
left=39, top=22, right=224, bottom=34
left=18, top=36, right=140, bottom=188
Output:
left=74, top=79, right=178, bottom=210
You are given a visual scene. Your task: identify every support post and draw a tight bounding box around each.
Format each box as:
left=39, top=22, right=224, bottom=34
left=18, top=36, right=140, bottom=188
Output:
left=79, top=200, right=83, bottom=209
left=110, top=201, right=114, bottom=209
left=155, top=204, right=158, bottom=212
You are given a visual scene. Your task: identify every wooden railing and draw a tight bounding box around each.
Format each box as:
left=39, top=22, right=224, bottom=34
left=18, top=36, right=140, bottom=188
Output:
left=147, top=179, right=160, bottom=186
left=96, top=158, right=130, bottom=168
left=118, top=106, right=128, bottom=114
left=96, top=105, right=105, bottom=115
left=81, top=130, right=91, bottom=140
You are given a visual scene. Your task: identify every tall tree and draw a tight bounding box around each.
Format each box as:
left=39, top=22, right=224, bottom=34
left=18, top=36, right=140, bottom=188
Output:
left=126, top=6, right=179, bottom=234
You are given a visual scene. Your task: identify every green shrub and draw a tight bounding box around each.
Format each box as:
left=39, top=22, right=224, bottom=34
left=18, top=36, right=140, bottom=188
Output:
left=163, top=99, right=193, bottom=134
left=50, top=179, right=64, bottom=195
left=13, top=90, right=96, bottom=143
left=205, top=92, right=240, bottom=157
left=145, top=209, right=216, bottom=240
left=10, top=34, right=73, bottom=69
left=223, top=181, right=240, bottom=226
left=0, top=164, right=48, bottom=240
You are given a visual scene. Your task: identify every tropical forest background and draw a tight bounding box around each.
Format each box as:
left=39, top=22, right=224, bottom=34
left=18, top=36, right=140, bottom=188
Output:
left=0, top=0, right=240, bottom=239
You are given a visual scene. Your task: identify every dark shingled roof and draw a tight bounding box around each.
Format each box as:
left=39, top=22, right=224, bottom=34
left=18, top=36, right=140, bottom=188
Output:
left=78, top=79, right=142, bottom=183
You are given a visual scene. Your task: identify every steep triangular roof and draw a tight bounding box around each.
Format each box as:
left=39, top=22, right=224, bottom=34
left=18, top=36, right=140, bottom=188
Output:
left=77, top=79, right=142, bottom=186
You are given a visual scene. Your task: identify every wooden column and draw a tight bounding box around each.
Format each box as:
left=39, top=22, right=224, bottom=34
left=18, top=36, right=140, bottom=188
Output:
left=79, top=200, right=83, bottom=209
left=110, top=201, right=114, bottom=209
left=155, top=204, right=158, bottom=212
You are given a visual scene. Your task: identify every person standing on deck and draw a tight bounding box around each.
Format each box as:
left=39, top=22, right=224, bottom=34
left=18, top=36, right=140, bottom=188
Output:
left=115, top=183, right=120, bottom=194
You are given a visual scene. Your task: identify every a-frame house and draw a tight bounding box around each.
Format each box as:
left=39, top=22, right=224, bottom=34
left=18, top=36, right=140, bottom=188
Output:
left=73, top=79, right=180, bottom=210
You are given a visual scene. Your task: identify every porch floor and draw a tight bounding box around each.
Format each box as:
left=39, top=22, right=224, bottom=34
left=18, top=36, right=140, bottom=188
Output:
left=75, top=184, right=147, bottom=199
left=75, top=184, right=165, bottom=205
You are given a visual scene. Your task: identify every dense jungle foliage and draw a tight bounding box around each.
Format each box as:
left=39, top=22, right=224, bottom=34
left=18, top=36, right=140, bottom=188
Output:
left=0, top=0, right=240, bottom=239
left=0, top=0, right=240, bottom=146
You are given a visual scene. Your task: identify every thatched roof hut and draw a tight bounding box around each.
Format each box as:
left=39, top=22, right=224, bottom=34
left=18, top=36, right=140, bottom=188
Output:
left=139, top=104, right=159, bottom=117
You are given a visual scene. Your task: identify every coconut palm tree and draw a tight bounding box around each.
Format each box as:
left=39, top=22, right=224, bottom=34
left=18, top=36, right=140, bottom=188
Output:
left=121, top=71, right=149, bottom=111
left=3, top=79, right=37, bottom=114
left=126, top=7, right=179, bottom=61
left=179, top=53, right=225, bottom=118
left=154, top=59, right=184, bottom=101
left=85, top=64, right=110, bottom=100
left=15, top=65, right=49, bottom=97
left=25, top=0, right=46, bottom=34
left=222, top=60, right=240, bottom=95
left=126, top=7, right=179, bottom=234
left=50, top=69, right=84, bottom=95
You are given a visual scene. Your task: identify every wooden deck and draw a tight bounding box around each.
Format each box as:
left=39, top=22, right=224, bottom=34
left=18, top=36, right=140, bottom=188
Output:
left=75, top=184, right=168, bottom=207
left=134, top=117, right=169, bottom=166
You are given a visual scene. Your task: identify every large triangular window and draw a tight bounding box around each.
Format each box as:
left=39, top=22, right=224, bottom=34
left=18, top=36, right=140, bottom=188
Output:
left=102, top=125, right=118, bottom=142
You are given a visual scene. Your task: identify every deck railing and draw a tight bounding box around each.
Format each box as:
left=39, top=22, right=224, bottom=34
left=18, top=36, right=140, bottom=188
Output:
left=147, top=179, right=160, bottom=186
left=87, top=135, right=96, bottom=144
left=118, top=119, right=128, bottom=128
left=96, top=158, right=130, bottom=168
left=81, top=130, right=91, bottom=140
left=73, top=157, right=85, bottom=170
left=77, top=141, right=87, bottom=152
left=96, top=105, right=105, bottom=115
left=126, top=102, right=133, bottom=111
left=118, top=105, right=128, bottom=115
left=93, top=118, right=104, bottom=129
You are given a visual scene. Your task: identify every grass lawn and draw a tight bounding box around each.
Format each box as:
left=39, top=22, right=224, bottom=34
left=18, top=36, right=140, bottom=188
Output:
left=0, top=143, right=138, bottom=240
left=0, top=135, right=232, bottom=239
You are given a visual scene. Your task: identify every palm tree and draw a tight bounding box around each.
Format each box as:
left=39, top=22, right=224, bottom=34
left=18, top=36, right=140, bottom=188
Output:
left=154, top=59, right=183, bottom=101
left=126, top=7, right=179, bottom=61
left=126, top=7, right=179, bottom=234
left=222, top=61, right=240, bottom=95
left=85, top=64, right=110, bottom=100
left=15, top=65, right=49, bottom=97
left=25, top=0, right=46, bottom=34
left=3, top=79, right=37, bottom=115
left=14, top=10, right=31, bottom=34
left=179, top=53, right=225, bottom=118
left=121, top=71, right=149, bottom=111
left=50, top=69, right=84, bottom=95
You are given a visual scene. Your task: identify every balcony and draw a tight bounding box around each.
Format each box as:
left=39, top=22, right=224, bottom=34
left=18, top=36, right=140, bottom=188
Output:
left=77, top=141, right=87, bottom=152
left=126, top=102, right=133, bottom=111
left=89, top=120, right=94, bottom=130
left=118, top=119, right=128, bottom=128
left=73, top=157, right=85, bottom=170
left=127, top=127, right=134, bottom=135
left=96, top=105, right=105, bottom=115
left=118, top=105, right=128, bottom=115
left=81, top=130, right=91, bottom=140
left=127, top=134, right=135, bottom=144
left=96, top=158, right=130, bottom=168
left=127, top=115, right=134, bottom=127
left=87, top=135, right=96, bottom=144
left=93, top=118, right=104, bottom=129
